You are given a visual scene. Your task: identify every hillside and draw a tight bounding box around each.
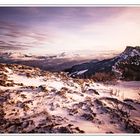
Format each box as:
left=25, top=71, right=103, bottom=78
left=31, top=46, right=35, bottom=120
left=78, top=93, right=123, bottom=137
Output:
left=0, top=63, right=140, bottom=133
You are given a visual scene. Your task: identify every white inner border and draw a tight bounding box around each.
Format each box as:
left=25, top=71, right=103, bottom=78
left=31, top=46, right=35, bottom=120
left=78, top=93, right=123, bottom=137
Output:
left=0, top=0, right=140, bottom=5
left=0, top=0, right=140, bottom=139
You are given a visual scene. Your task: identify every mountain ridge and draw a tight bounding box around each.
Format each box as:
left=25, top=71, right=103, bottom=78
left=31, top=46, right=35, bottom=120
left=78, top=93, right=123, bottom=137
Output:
left=65, top=46, right=140, bottom=81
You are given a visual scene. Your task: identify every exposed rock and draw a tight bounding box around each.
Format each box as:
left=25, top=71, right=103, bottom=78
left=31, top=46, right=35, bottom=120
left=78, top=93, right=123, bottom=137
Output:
left=39, top=85, right=48, bottom=92
left=21, top=121, right=29, bottom=129
left=81, top=113, right=95, bottom=121
left=56, top=126, right=72, bottom=133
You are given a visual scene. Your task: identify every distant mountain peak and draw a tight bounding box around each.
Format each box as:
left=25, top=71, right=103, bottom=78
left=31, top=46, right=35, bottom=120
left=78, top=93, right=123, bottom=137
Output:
left=118, top=46, right=140, bottom=60
left=124, top=46, right=140, bottom=53
left=125, top=46, right=140, bottom=49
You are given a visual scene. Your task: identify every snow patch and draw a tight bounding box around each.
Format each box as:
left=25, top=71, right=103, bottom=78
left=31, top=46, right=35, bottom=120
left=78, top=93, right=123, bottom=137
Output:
left=76, top=69, right=88, bottom=75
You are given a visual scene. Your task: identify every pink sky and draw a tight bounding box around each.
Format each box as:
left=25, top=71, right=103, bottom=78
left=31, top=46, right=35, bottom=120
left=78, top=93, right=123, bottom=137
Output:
left=0, top=7, right=140, bottom=54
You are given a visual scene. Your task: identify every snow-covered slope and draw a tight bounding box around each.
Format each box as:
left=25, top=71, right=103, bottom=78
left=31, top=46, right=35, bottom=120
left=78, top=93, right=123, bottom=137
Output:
left=0, top=63, right=140, bottom=133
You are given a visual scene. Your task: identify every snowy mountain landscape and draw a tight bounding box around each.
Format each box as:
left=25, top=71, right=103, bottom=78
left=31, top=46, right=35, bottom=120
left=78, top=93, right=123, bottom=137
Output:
left=0, top=46, right=140, bottom=133
left=0, top=7, right=140, bottom=134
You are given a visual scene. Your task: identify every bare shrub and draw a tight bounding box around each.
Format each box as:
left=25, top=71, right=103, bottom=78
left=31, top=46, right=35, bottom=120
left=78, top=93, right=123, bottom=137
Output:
left=91, top=72, right=116, bottom=82
left=99, top=97, right=140, bottom=132
left=56, top=87, right=68, bottom=98
left=109, top=89, right=120, bottom=97
left=26, top=72, right=32, bottom=78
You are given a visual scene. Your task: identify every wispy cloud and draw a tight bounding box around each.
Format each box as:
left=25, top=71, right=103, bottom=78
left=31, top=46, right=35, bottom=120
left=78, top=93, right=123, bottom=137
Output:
left=0, top=7, right=140, bottom=54
left=0, top=20, right=49, bottom=51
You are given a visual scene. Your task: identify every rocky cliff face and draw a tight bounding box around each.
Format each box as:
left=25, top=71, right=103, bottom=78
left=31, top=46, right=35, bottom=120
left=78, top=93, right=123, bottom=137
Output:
left=112, top=46, right=140, bottom=80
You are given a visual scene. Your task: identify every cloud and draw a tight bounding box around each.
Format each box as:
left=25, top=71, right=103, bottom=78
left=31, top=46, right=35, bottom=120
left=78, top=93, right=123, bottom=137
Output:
left=0, top=7, right=140, bottom=54
left=37, top=7, right=140, bottom=54
left=0, top=40, right=26, bottom=50
left=0, top=20, right=49, bottom=51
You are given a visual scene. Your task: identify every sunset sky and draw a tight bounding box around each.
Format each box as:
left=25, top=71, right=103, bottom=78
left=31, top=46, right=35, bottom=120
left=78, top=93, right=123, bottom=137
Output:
left=0, top=7, right=140, bottom=55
